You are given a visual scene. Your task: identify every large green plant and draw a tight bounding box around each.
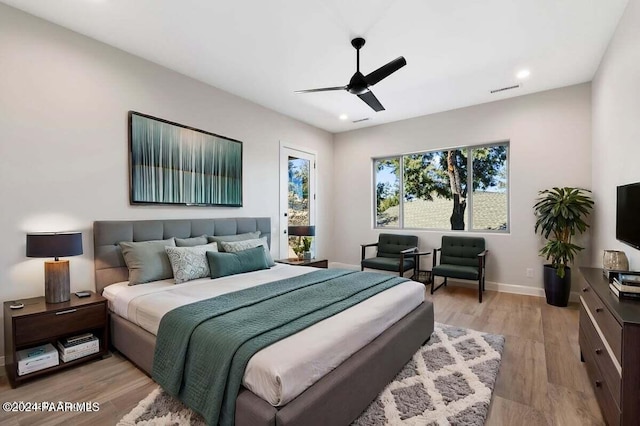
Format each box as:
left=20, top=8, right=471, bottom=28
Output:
left=533, top=187, right=594, bottom=278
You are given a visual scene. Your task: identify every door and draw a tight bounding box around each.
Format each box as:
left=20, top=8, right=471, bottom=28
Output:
left=279, top=146, right=316, bottom=259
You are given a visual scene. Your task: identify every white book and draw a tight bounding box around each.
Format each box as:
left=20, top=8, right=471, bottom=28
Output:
left=60, top=346, right=99, bottom=363
left=57, top=338, right=99, bottom=355
left=612, top=279, right=640, bottom=293
left=619, top=273, right=640, bottom=283
left=17, top=343, right=59, bottom=375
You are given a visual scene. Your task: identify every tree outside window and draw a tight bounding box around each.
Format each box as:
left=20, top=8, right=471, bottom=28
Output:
left=374, top=143, right=508, bottom=232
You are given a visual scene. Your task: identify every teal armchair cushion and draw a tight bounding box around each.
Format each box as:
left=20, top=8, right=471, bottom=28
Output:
left=361, top=257, right=415, bottom=272
left=361, top=233, right=418, bottom=275
left=377, top=233, right=419, bottom=258
left=440, top=236, right=485, bottom=267
left=432, top=264, right=479, bottom=280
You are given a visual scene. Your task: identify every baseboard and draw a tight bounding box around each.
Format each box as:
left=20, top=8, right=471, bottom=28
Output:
left=328, top=262, right=360, bottom=270
left=335, top=262, right=580, bottom=302
left=438, top=278, right=581, bottom=303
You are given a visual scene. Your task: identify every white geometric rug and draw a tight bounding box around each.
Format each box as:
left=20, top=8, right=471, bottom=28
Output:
left=118, top=323, right=504, bottom=426
left=353, top=323, right=505, bottom=425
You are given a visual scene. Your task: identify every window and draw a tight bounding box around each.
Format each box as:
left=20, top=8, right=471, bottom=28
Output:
left=374, top=142, right=509, bottom=232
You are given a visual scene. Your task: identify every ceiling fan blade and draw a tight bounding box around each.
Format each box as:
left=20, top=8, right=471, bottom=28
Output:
left=358, top=90, right=385, bottom=112
left=295, top=86, right=346, bottom=93
left=364, top=56, right=407, bottom=86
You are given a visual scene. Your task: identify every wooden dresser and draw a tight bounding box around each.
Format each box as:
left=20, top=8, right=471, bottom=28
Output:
left=579, top=267, right=640, bottom=425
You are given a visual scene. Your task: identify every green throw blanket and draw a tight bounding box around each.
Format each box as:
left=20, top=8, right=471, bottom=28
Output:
left=152, top=269, right=409, bottom=425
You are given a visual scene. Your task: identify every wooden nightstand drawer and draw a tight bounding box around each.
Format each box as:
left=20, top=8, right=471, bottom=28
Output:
left=14, top=303, right=106, bottom=347
left=580, top=284, right=622, bottom=363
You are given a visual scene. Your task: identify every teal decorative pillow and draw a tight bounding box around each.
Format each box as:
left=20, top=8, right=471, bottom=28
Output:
left=206, top=246, right=269, bottom=279
left=219, top=237, right=275, bottom=267
left=166, top=244, right=218, bottom=284
left=207, top=231, right=261, bottom=249
left=119, top=238, right=176, bottom=285
left=175, top=235, right=209, bottom=247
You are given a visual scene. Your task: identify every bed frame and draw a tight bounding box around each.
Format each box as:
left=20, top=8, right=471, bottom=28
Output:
left=94, top=218, right=434, bottom=426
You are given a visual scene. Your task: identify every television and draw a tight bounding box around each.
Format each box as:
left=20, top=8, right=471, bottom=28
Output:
left=616, top=182, right=640, bottom=250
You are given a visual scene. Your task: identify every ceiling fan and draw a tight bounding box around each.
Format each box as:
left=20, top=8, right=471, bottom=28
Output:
left=295, top=37, right=406, bottom=112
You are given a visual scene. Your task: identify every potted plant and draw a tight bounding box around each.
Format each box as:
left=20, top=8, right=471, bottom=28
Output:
left=533, top=187, right=594, bottom=307
left=292, top=236, right=312, bottom=260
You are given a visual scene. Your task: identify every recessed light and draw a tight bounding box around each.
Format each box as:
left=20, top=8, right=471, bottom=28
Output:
left=517, top=69, right=531, bottom=79
left=339, top=114, right=348, bottom=120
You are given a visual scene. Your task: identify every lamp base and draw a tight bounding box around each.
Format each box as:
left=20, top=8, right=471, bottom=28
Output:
left=44, top=260, right=70, bottom=303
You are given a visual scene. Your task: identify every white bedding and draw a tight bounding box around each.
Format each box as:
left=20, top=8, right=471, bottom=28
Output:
left=103, top=264, right=425, bottom=406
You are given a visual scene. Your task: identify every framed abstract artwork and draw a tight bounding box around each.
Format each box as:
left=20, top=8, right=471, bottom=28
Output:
left=129, top=111, right=243, bottom=207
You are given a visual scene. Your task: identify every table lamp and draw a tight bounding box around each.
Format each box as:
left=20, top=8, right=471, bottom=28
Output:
left=288, top=225, right=316, bottom=260
left=26, top=232, right=83, bottom=303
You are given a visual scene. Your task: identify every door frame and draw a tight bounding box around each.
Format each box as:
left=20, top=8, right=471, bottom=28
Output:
left=279, top=142, right=317, bottom=259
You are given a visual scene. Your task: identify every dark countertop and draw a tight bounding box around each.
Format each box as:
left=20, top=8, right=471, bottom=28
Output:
left=580, top=267, right=640, bottom=325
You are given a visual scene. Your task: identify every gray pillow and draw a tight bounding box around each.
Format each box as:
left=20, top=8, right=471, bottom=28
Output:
left=119, top=238, right=176, bottom=285
left=219, top=236, right=275, bottom=267
left=175, top=235, right=209, bottom=247
left=206, top=246, right=269, bottom=279
left=207, top=231, right=261, bottom=249
left=166, top=244, right=218, bottom=284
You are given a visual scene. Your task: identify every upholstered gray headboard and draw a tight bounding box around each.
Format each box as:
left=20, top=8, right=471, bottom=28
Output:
left=93, top=217, right=271, bottom=293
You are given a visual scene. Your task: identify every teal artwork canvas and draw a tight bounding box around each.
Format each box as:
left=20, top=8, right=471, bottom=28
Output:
left=129, top=112, right=243, bottom=207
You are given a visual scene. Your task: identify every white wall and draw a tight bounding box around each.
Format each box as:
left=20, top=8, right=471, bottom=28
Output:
left=0, top=6, right=333, bottom=315
left=591, top=0, right=640, bottom=269
left=332, top=84, right=592, bottom=292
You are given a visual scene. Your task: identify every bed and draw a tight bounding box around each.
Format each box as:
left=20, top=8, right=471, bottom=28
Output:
left=94, top=218, right=434, bottom=426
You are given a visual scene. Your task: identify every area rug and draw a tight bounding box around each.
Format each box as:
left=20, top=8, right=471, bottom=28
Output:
left=118, top=323, right=505, bottom=426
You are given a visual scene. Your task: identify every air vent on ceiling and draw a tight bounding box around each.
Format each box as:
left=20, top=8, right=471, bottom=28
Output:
left=490, top=84, right=520, bottom=94
left=352, top=117, right=370, bottom=123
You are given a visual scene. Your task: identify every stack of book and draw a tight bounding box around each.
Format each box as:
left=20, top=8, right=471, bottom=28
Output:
left=610, top=273, right=640, bottom=300
left=17, top=343, right=59, bottom=376
left=57, top=333, right=99, bottom=363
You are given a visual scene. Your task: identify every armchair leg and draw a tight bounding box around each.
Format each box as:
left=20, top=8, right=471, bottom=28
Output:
left=430, top=276, right=447, bottom=295
left=479, top=280, right=483, bottom=303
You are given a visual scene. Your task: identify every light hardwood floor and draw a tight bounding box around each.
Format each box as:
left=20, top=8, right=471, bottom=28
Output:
left=0, top=286, right=604, bottom=425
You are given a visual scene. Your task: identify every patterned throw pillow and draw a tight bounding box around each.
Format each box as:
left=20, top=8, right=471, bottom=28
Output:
left=165, top=244, right=218, bottom=284
left=219, top=237, right=275, bottom=267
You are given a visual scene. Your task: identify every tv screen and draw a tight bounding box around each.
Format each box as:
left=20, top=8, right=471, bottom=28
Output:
left=617, top=182, right=640, bottom=250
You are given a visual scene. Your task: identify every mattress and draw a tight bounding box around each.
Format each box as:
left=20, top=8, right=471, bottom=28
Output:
left=103, top=264, right=425, bottom=406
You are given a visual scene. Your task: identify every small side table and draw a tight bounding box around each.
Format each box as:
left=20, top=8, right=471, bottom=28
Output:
left=410, top=251, right=432, bottom=285
left=276, top=258, right=329, bottom=269
left=4, top=292, right=109, bottom=388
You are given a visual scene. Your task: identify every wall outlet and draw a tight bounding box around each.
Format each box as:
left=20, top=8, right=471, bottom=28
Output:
left=526, top=268, right=534, bottom=278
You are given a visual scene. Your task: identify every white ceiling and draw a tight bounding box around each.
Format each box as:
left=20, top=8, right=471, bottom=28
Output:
left=2, top=0, right=628, bottom=133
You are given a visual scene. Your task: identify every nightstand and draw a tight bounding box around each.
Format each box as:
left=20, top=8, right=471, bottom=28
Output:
left=3, top=292, right=108, bottom=388
left=276, top=258, right=329, bottom=268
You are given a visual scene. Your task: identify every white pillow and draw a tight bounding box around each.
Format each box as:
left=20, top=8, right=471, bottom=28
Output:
left=219, top=237, right=275, bottom=267
left=165, top=243, right=218, bottom=284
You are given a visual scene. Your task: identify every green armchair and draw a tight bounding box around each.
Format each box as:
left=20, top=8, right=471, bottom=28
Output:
left=431, top=236, right=488, bottom=303
left=361, top=233, right=418, bottom=277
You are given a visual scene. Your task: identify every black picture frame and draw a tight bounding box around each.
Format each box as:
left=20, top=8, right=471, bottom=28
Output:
left=129, top=111, right=243, bottom=207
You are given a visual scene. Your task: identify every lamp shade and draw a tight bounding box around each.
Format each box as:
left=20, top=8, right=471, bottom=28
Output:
left=26, top=232, right=83, bottom=258
left=288, top=225, right=316, bottom=237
